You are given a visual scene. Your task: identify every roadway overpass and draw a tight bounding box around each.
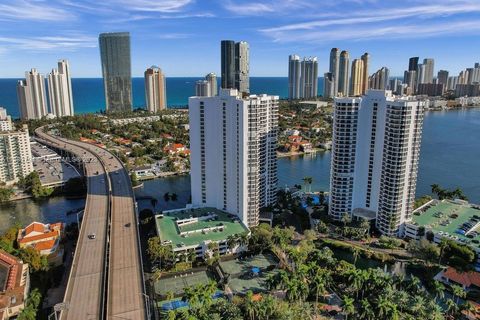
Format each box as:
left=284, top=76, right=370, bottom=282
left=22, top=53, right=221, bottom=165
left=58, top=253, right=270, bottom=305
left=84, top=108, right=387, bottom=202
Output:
left=35, top=127, right=148, bottom=320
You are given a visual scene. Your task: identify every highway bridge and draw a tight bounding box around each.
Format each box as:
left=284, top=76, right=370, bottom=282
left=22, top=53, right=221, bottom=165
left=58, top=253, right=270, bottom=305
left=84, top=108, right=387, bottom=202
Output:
left=35, top=127, right=148, bottom=320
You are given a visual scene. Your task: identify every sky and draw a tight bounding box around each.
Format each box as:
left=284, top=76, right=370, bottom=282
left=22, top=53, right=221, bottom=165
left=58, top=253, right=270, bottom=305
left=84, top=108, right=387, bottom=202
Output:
left=1, top=0, right=480, bottom=78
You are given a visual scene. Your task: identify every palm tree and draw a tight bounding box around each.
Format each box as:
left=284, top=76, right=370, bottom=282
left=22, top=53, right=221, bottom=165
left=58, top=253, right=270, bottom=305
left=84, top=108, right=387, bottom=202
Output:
left=341, top=212, right=351, bottom=228
left=352, top=247, right=361, bottom=267
left=431, top=280, right=445, bottom=301
left=445, top=298, right=458, bottom=317
left=227, top=234, right=238, bottom=253
left=342, top=296, right=355, bottom=320
left=410, top=295, right=426, bottom=317
left=245, top=291, right=256, bottom=320
left=452, top=284, right=466, bottom=304
left=431, top=184, right=441, bottom=197
left=359, top=299, right=374, bottom=320
left=376, top=294, right=392, bottom=319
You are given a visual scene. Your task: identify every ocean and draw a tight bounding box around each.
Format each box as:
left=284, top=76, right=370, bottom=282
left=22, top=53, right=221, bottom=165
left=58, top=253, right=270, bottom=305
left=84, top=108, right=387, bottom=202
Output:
left=0, top=77, right=325, bottom=118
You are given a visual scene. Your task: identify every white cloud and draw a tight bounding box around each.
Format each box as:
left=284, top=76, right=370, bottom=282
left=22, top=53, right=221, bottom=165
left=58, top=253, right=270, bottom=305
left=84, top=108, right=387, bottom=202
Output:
left=222, top=0, right=314, bottom=16
left=0, top=34, right=97, bottom=51
left=0, top=0, right=74, bottom=21
left=101, top=0, right=194, bottom=13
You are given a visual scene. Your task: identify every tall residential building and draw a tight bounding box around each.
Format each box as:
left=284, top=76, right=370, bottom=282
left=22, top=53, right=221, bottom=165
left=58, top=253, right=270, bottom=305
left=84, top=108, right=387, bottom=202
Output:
left=329, top=48, right=340, bottom=96
left=323, top=72, right=335, bottom=98
left=447, top=76, right=459, bottom=91
left=422, top=58, right=435, bottom=84
left=408, top=57, right=419, bottom=72
left=437, top=70, right=449, bottom=86
left=221, top=40, right=249, bottom=93
left=195, top=80, right=211, bottom=97
left=329, top=90, right=425, bottom=235
left=189, top=89, right=278, bottom=227
left=99, top=32, right=132, bottom=112
left=361, top=53, right=370, bottom=95
left=404, top=70, right=417, bottom=94
left=16, top=68, right=48, bottom=120
left=47, top=59, right=74, bottom=117
left=338, top=51, right=350, bottom=97
left=417, top=64, right=426, bottom=85
left=0, top=108, right=13, bottom=132
left=369, top=67, right=390, bottom=90
left=0, top=125, right=34, bottom=185
left=288, top=55, right=301, bottom=99
left=235, top=41, right=250, bottom=93
left=300, top=57, right=318, bottom=99
left=144, top=66, right=166, bottom=112
left=221, top=40, right=236, bottom=90
left=350, top=59, right=364, bottom=96
left=206, top=73, right=217, bottom=96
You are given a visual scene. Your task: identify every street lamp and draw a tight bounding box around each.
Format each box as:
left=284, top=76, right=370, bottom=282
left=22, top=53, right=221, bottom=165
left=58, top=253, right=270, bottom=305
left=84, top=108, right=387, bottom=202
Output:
left=139, top=293, right=152, bottom=320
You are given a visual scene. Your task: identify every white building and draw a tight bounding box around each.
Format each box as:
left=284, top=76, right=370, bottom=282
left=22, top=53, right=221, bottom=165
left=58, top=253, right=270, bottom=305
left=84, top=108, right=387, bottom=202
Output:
left=195, top=80, right=211, bottom=97
left=329, top=90, right=425, bottom=235
left=0, top=108, right=13, bottom=132
left=288, top=54, right=301, bottom=99
left=0, top=125, right=34, bottom=185
left=301, top=57, right=318, bottom=99
left=235, top=41, right=250, bottom=94
left=16, top=69, right=48, bottom=120
left=48, top=60, right=74, bottom=117
left=189, top=89, right=278, bottom=227
left=206, top=73, right=217, bottom=96
left=144, top=66, right=166, bottom=112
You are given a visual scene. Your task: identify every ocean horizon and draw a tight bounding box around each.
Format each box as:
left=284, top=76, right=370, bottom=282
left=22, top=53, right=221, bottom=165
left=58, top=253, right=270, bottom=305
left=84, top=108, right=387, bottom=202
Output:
left=0, top=77, right=325, bottom=118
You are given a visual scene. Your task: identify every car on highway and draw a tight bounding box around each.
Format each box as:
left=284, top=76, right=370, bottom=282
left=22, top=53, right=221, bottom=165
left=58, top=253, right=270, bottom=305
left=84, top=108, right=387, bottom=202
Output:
left=88, top=234, right=96, bottom=240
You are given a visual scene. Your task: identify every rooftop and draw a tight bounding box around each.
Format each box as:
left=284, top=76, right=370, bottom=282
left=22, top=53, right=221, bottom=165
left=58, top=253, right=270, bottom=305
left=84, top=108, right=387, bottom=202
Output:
left=155, top=207, right=249, bottom=248
left=411, top=200, right=480, bottom=249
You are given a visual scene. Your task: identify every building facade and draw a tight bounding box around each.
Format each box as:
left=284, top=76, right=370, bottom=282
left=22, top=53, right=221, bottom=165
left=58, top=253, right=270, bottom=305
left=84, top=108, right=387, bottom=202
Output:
left=47, top=60, right=74, bottom=117
left=0, top=108, right=13, bottom=132
left=206, top=73, right=217, bottom=96
left=323, top=72, right=335, bottom=98
left=329, top=48, right=340, bottom=96
left=195, top=80, right=211, bottom=97
left=235, top=41, right=250, bottom=94
left=99, top=32, right=132, bottom=112
left=350, top=59, right=364, bottom=96
left=338, top=51, right=350, bottom=97
left=189, top=89, right=278, bottom=227
left=144, top=66, right=166, bottom=112
left=288, top=55, right=301, bottom=99
left=0, top=125, right=34, bottom=185
left=329, top=90, right=425, bottom=235
left=16, top=69, right=48, bottom=120
left=300, top=57, right=318, bottom=99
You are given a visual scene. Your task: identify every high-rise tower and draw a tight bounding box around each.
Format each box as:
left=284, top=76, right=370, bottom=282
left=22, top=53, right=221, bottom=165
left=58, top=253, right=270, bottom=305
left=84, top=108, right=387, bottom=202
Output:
left=189, top=89, right=278, bottom=227
left=221, top=40, right=236, bottom=90
left=206, top=73, right=217, bottom=96
left=329, top=90, right=425, bottom=235
left=300, top=57, right=318, bottom=99
left=48, top=59, right=74, bottom=117
left=144, top=66, right=166, bottom=112
left=288, top=55, right=301, bottom=99
left=17, top=68, right=48, bottom=120
left=338, top=51, right=350, bottom=97
left=235, top=41, right=250, bottom=93
left=350, top=59, right=364, bottom=96
left=361, top=53, right=370, bottom=95
left=329, top=48, right=340, bottom=96
left=99, top=32, right=132, bottom=112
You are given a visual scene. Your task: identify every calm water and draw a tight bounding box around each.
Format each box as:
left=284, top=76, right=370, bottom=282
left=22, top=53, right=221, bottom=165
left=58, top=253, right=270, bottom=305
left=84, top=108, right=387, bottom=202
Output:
left=0, top=100, right=478, bottom=232
left=0, top=77, right=325, bottom=118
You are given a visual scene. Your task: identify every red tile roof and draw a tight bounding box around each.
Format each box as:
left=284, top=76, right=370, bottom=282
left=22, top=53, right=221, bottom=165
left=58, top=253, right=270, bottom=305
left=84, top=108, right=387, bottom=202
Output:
left=443, top=267, right=480, bottom=288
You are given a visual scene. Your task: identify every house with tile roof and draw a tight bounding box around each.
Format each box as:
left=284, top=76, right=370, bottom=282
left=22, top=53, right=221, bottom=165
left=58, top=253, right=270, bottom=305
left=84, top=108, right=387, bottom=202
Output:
left=435, top=267, right=480, bottom=291
left=17, top=222, right=64, bottom=265
left=0, top=250, right=29, bottom=320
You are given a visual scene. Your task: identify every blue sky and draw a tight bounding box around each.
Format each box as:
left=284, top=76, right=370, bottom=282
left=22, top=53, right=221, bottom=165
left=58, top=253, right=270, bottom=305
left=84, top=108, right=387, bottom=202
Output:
left=1, top=0, right=480, bottom=78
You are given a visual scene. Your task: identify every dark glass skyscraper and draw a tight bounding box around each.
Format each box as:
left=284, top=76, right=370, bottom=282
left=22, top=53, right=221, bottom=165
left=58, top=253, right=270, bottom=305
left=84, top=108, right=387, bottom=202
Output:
left=99, top=32, right=132, bottom=112
left=221, top=40, right=236, bottom=90
left=408, top=57, right=419, bottom=72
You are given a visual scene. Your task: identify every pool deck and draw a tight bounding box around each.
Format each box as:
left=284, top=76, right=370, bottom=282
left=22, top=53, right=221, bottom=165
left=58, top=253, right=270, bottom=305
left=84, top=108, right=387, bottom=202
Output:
left=155, top=207, right=249, bottom=248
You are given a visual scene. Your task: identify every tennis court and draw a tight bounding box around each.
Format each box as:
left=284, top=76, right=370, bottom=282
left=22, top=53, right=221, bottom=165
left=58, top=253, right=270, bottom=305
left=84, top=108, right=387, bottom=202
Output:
left=220, top=253, right=277, bottom=276
left=219, top=253, right=279, bottom=294
left=155, top=270, right=212, bottom=296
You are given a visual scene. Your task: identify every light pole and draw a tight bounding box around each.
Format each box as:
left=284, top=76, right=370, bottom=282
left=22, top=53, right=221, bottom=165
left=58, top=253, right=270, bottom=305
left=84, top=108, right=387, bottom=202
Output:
left=139, top=293, right=152, bottom=320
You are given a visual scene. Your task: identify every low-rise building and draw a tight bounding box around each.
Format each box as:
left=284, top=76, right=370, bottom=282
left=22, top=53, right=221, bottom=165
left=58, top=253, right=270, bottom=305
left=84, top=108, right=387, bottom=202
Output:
left=435, top=267, right=480, bottom=291
left=0, top=108, right=13, bottom=132
left=163, top=143, right=189, bottom=156
left=155, top=207, right=249, bottom=259
left=404, top=199, right=480, bottom=269
left=0, top=250, right=30, bottom=320
left=17, top=222, right=64, bottom=265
